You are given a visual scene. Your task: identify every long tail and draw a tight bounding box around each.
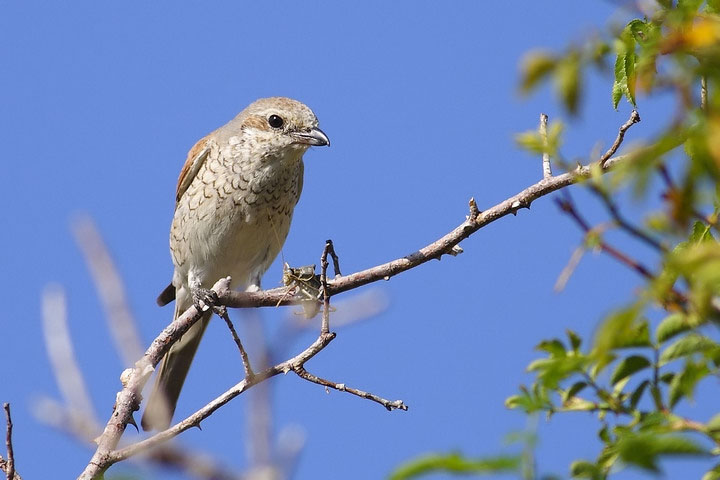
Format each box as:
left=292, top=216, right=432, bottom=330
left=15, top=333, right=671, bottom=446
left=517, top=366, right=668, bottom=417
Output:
left=141, top=291, right=212, bottom=431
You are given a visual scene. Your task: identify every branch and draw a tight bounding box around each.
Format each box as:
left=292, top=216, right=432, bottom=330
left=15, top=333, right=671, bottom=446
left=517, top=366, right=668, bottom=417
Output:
left=600, top=110, right=640, bottom=167
left=539, top=113, right=552, bottom=179
left=78, top=277, right=232, bottom=480
left=220, top=151, right=634, bottom=310
left=81, top=111, right=641, bottom=478
left=218, top=307, right=255, bottom=379
left=108, top=331, right=336, bottom=464
left=294, top=367, right=407, bottom=411
left=3, top=404, right=15, bottom=480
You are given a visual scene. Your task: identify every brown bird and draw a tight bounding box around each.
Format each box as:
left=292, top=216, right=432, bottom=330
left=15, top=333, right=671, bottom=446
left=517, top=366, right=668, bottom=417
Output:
left=142, top=97, right=329, bottom=431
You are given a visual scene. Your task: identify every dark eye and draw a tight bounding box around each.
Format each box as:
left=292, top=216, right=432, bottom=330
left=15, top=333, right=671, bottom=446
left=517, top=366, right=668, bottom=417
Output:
left=268, top=114, right=284, bottom=129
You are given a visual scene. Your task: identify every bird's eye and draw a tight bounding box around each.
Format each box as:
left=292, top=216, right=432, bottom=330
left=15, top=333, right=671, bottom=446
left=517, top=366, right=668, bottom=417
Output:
left=268, top=115, right=284, bottom=129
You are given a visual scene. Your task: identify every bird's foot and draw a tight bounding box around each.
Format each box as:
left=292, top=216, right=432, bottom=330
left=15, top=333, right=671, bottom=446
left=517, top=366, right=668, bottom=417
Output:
left=191, top=287, right=225, bottom=316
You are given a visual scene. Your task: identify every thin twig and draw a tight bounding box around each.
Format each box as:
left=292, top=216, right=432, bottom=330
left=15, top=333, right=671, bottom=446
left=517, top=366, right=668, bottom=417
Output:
left=107, top=331, right=337, bottom=465
left=326, top=240, right=342, bottom=277
left=540, top=113, right=552, bottom=178
left=554, top=245, right=585, bottom=292
left=293, top=367, right=408, bottom=411
left=3, top=404, right=14, bottom=480
left=320, top=240, right=332, bottom=335
left=218, top=307, right=254, bottom=379
left=701, top=76, right=708, bottom=112
left=600, top=110, right=640, bottom=167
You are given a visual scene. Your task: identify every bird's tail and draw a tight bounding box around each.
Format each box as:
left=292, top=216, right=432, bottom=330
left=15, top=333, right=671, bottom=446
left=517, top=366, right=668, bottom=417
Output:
left=141, top=293, right=212, bottom=431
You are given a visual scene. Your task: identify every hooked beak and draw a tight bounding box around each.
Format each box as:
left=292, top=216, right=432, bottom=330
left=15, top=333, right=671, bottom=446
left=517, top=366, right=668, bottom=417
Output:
left=291, top=127, right=330, bottom=147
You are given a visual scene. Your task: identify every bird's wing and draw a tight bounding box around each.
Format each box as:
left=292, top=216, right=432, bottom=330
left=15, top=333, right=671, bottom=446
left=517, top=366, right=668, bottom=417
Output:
left=175, top=135, right=212, bottom=206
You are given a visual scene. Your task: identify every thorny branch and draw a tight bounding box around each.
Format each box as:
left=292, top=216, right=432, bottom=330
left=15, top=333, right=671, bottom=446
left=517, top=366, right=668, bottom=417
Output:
left=80, top=110, right=642, bottom=479
left=220, top=127, right=643, bottom=309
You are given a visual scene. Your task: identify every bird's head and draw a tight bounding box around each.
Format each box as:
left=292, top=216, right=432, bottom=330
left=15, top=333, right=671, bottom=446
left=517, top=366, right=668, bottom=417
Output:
left=235, top=97, right=329, bottom=158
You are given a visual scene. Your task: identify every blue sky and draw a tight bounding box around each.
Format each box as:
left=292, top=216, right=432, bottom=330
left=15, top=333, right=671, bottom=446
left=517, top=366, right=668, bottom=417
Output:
left=2, top=1, right=715, bottom=479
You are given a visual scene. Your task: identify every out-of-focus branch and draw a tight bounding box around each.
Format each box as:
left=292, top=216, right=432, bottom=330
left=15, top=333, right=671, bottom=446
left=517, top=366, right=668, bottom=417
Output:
left=73, top=216, right=145, bottom=366
left=42, top=285, right=99, bottom=425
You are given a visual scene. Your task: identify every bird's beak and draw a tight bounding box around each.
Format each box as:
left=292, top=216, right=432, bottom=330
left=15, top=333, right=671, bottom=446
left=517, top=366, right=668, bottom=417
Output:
left=291, top=127, right=330, bottom=147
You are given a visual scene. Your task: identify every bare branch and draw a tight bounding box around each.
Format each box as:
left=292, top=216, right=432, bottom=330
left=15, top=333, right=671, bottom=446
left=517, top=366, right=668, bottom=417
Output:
left=108, top=331, right=336, bottom=465
left=78, top=277, right=232, bottom=479
left=540, top=113, right=552, bottom=178
left=294, top=367, right=407, bottom=411
left=3, top=404, right=15, bottom=480
left=218, top=307, right=255, bottom=379
left=220, top=152, right=637, bottom=311
left=320, top=240, right=333, bottom=335
left=600, top=110, right=640, bottom=167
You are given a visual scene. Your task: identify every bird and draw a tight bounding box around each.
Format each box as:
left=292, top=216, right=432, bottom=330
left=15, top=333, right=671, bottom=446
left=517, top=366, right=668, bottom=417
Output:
left=141, top=97, right=329, bottom=431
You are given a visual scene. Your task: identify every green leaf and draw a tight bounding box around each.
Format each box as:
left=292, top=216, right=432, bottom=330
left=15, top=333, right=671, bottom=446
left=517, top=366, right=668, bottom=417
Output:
left=388, top=452, right=521, bottom=480
left=570, top=460, right=603, bottom=479
left=506, top=384, right=552, bottom=413
left=611, top=70, right=624, bottom=110
left=668, top=360, right=710, bottom=408
left=567, top=329, right=582, bottom=352
left=630, top=380, right=650, bottom=410
left=617, top=433, right=710, bottom=471
left=689, top=220, right=715, bottom=243
left=593, top=309, right=651, bottom=365
left=563, top=381, right=588, bottom=403
left=707, top=413, right=720, bottom=432
left=527, top=355, right=588, bottom=389
left=554, top=51, right=582, bottom=114
left=656, top=313, right=691, bottom=343
left=610, top=355, right=652, bottom=385
left=660, top=334, right=720, bottom=364
left=702, top=464, right=720, bottom=480
left=537, top=339, right=567, bottom=358
left=708, top=0, right=720, bottom=14
left=520, top=50, right=557, bottom=93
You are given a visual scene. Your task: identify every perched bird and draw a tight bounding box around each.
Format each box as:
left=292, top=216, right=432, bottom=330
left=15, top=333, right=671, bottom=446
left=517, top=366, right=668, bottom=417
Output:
left=141, top=97, right=329, bottom=431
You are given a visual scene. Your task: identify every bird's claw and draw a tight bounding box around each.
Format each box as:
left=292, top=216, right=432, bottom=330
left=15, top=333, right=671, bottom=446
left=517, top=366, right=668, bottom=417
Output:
left=191, top=287, right=222, bottom=314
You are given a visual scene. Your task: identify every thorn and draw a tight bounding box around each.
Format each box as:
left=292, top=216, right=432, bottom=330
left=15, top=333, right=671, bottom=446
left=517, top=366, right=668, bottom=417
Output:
left=127, top=415, right=138, bottom=432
